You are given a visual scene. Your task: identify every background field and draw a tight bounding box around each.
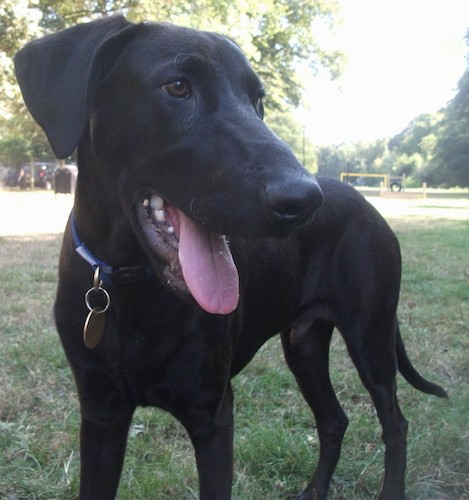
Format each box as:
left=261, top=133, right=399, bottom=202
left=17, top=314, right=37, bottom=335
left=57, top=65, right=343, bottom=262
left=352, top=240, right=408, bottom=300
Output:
left=0, top=191, right=468, bottom=499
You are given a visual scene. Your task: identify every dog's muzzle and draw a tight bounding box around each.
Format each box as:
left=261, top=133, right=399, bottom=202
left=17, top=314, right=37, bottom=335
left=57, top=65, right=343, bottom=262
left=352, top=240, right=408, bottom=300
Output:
left=135, top=176, right=322, bottom=316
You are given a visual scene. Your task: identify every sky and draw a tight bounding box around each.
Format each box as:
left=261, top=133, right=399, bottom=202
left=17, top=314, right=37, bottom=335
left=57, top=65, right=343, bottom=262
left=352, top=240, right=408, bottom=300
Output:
left=298, top=0, right=469, bottom=145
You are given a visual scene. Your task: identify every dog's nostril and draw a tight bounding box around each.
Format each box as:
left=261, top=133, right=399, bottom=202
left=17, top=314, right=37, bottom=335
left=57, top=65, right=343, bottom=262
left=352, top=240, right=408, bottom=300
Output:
left=264, top=179, right=323, bottom=228
left=271, top=201, right=302, bottom=219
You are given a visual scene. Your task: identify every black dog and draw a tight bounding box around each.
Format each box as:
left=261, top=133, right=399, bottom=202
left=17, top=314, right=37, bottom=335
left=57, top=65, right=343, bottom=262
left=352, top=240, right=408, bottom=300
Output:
left=15, top=16, right=446, bottom=500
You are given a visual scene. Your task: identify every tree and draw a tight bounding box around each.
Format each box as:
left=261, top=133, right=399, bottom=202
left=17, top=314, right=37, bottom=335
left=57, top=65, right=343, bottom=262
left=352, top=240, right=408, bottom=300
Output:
left=0, top=1, right=49, bottom=167
left=127, top=0, right=342, bottom=109
left=388, top=113, right=441, bottom=158
left=0, top=137, right=31, bottom=169
left=265, top=108, right=317, bottom=172
left=0, top=0, right=342, bottom=167
left=316, top=143, right=360, bottom=179
left=316, top=140, right=389, bottom=180
left=386, top=112, right=443, bottom=183
left=431, top=29, right=469, bottom=187
left=35, top=0, right=137, bottom=31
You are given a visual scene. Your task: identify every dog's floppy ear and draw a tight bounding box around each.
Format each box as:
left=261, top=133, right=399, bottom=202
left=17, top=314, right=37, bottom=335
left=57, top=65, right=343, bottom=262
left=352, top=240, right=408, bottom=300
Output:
left=14, top=15, right=138, bottom=159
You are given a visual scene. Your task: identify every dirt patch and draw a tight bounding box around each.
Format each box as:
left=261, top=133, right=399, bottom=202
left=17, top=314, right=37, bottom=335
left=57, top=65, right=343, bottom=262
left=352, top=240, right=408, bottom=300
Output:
left=1, top=190, right=468, bottom=237
left=0, top=191, right=73, bottom=236
left=367, top=196, right=469, bottom=220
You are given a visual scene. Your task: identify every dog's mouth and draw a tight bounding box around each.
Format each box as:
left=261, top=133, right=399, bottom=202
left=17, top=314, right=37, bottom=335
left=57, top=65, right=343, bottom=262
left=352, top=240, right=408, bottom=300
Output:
left=135, top=194, right=239, bottom=315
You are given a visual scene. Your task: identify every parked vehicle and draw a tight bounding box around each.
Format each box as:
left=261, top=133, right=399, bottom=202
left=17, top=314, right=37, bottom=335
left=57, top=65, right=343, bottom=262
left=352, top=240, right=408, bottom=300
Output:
left=18, top=162, right=57, bottom=190
left=389, top=176, right=404, bottom=192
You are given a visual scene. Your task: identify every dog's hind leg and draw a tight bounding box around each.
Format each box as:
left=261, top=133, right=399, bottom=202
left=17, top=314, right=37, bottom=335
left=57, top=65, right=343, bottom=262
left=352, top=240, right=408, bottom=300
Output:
left=341, top=317, right=408, bottom=500
left=281, top=320, right=348, bottom=500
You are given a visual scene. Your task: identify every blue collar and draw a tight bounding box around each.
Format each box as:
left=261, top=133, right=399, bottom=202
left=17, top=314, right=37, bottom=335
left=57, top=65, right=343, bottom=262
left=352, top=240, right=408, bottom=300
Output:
left=71, top=213, right=155, bottom=285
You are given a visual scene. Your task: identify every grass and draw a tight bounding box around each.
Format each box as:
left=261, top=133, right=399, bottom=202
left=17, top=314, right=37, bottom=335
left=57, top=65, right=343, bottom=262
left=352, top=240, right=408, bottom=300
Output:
left=0, top=199, right=468, bottom=499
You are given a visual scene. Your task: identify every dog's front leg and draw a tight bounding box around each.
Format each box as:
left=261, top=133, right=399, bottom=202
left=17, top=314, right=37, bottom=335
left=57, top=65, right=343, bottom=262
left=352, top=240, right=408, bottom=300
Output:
left=73, top=363, right=136, bottom=500
left=79, top=406, right=134, bottom=499
left=181, top=385, right=234, bottom=500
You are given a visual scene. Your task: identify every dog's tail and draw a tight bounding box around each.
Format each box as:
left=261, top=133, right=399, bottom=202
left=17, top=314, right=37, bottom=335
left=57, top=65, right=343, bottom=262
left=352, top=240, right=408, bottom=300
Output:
left=396, top=321, right=448, bottom=398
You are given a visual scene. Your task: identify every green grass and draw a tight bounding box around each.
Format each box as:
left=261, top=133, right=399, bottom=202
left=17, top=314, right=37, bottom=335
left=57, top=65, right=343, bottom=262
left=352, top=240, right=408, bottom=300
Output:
left=0, top=212, right=468, bottom=499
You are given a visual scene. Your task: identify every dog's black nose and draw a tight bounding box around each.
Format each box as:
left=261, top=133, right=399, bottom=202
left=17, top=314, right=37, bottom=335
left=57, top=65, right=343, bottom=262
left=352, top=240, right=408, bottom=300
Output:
left=264, top=178, right=323, bottom=230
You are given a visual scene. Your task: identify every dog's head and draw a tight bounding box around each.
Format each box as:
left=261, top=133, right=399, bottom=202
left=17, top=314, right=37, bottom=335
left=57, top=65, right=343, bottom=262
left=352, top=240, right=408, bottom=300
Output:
left=15, top=16, right=323, bottom=314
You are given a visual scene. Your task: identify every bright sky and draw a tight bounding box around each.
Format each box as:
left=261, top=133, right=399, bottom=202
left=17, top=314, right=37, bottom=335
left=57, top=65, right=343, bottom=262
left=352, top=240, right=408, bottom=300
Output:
left=299, top=0, right=469, bottom=145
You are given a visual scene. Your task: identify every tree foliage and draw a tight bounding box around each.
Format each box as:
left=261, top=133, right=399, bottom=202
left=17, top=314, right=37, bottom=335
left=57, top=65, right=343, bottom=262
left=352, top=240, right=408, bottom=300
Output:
left=0, top=0, right=342, bottom=169
left=430, top=30, right=469, bottom=187
left=316, top=115, right=444, bottom=187
left=317, top=140, right=387, bottom=180
left=35, top=0, right=136, bottom=31
left=2, top=3, right=468, bottom=188
left=265, top=109, right=317, bottom=172
left=31, top=0, right=342, bottom=109
left=317, top=29, right=469, bottom=188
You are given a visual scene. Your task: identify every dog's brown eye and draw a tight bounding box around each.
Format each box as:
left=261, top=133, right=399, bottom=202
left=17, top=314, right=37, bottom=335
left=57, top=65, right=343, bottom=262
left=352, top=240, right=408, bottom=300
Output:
left=162, top=79, right=190, bottom=98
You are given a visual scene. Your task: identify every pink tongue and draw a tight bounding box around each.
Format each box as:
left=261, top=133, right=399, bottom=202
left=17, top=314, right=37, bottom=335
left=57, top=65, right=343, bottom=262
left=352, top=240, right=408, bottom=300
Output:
left=178, top=211, right=239, bottom=314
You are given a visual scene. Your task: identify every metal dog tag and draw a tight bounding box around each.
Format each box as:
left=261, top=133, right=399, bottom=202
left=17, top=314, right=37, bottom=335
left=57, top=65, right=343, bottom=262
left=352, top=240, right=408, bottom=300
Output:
left=83, top=308, right=106, bottom=349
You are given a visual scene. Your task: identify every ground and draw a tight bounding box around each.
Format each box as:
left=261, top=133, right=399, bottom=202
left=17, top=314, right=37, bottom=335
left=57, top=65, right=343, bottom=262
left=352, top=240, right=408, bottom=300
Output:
left=0, top=189, right=467, bottom=236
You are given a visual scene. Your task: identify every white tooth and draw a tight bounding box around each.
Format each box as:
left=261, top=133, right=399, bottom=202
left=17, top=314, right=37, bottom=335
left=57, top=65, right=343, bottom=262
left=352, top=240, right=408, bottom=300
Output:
left=150, top=195, right=164, bottom=210
left=155, top=198, right=164, bottom=210
left=143, top=198, right=149, bottom=208
left=156, top=209, right=166, bottom=222
left=167, top=226, right=175, bottom=234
